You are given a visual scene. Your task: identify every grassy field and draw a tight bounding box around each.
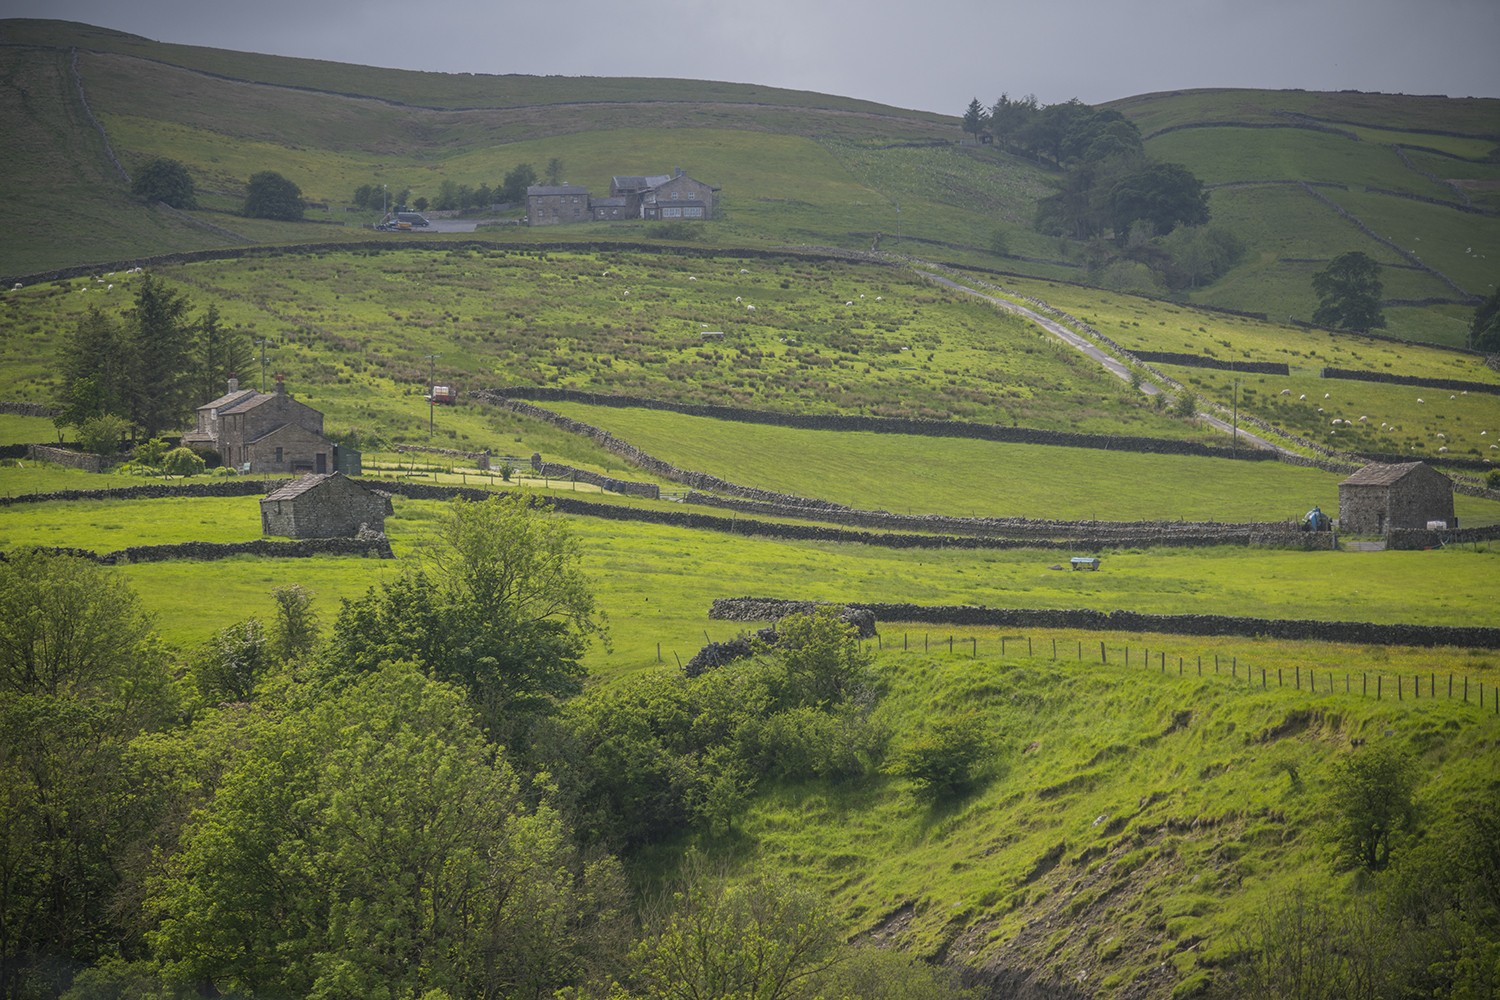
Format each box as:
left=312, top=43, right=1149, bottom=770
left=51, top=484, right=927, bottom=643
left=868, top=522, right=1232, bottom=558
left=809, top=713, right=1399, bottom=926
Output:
left=708, top=645, right=1500, bottom=985
left=1106, top=87, right=1500, bottom=142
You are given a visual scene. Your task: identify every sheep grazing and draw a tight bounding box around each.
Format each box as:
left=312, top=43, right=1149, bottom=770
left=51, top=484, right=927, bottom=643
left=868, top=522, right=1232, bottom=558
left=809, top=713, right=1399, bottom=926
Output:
left=1483, top=431, right=1489, bottom=436
left=1439, top=446, right=1449, bottom=452
left=859, top=294, right=865, bottom=299
left=1279, top=389, right=1291, bottom=396
left=1417, top=398, right=1424, bottom=403
left=1324, top=393, right=1331, bottom=399
left=1451, top=395, right=1456, bottom=400
left=107, top=284, right=112, bottom=290
left=735, top=296, right=742, bottom=303
left=1359, top=415, right=1368, bottom=421
left=1437, top=433, right=1446, bottom=439
left=740, top=268, right=749, bottom=274
left=1332, top=418, right=1341, bottom=425
left=623, top=290, right=630, bottom=297
left=876, top=296, right=883, bottom=301
left=11, top=283, right=20, bottom=290
left=845, top=301, right=853, bottom=306
left=746, top=304, right=755, bottom=311
left=1318, top=407, right=1325, bottom=413
left=1299, top=394, right=1306, bottom=400
left=1462, top=391, right=1468, bottom=396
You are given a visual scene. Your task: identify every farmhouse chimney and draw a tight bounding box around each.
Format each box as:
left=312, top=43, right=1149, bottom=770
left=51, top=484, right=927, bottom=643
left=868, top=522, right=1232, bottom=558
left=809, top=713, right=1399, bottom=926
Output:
left=675, top=167, right=683, bottom=178
left=227, top=377, right=238, bottom=393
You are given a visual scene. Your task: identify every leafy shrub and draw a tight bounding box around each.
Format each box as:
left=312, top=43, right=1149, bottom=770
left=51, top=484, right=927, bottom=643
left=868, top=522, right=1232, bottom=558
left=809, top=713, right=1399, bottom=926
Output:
left=195, top=618, right=268, bottom=703
left=160, top=447, right=205, bottom=477
left=1174, top=391, right=1198, bottom=420
left=133, top=437, right=170, bottom=468
left=1487, top=469, right=1500, bottom=490
left=499, top=460, right=515, bottom=482
left=883, top=712, right=996, bottom=797
left=1327, top=741, right=1418, bottom=871
left=76, top=414, right=130, bottom=455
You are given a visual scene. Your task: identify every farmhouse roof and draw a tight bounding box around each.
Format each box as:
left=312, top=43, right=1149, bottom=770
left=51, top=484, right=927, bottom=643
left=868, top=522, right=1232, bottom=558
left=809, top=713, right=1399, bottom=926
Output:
left=592, top=196, right=627, bottom=207
left=1338, top=462, right=1432, bottom=487
left=527, top=185, right=589, bottom=196
left=218, top=392, right=279, bottom=415
left=612, top=175, right=672, bottom=191
left=197, top=388, right=259, bottom=412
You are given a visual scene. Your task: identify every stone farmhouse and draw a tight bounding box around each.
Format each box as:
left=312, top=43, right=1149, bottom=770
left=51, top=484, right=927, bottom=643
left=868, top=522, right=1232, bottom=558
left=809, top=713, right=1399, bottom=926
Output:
left=183, top=377, right=359, bottom=475
left=527, top=168, right=715, bottom=226
left=1337, top=462, right=1455, bottom=533
left=260, top=472, right=392, bottom=539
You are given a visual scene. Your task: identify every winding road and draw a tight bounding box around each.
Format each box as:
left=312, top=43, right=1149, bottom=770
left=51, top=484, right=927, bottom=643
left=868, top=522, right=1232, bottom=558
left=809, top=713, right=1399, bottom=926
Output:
left=915, top=270, right=1290, bottom=456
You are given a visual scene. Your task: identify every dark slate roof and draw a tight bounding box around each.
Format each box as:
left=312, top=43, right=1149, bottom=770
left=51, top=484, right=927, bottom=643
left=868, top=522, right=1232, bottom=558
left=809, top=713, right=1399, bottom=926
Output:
left=197, top=388, right=259, bottom=412
left=1339, top=462, right=1431, bottom=487
left=218, top=392, right=278, bottom=416
left=527, top=185, right=588, bottom=196
left=612, top=175, right=671, bottom=191
left=263, top=473, right=336, bottom=502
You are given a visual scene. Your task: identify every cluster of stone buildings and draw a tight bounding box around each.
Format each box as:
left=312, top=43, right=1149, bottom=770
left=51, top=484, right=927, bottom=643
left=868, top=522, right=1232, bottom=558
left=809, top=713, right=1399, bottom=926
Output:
left=527, top=169, right=716, bottom=226
left=183, top=376, right=358, bottom=477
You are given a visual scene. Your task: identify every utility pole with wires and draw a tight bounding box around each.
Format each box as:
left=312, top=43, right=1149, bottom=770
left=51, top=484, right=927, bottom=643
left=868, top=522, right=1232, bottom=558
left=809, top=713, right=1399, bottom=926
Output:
left=254, top=339, right=273, bottom=392
left=424, top=353, right=441, bottom=438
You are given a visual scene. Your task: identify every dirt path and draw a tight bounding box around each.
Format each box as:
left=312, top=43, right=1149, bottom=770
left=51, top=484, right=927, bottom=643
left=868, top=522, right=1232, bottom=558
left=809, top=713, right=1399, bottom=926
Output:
left=915, top=270, right=1290, bottom=456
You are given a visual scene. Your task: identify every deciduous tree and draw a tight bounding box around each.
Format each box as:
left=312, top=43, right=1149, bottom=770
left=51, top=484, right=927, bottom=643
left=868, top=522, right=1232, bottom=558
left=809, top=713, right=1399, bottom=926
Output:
left=1311, top=251, right=1386, bottom=332
left=1328, top=741, right=1418, bottom=871
left=131, top=157, right=196, bottom=209
left=1108, top=161, right=1210, bottom=239
left=1468, top=286, right=1500, bottom=351
left=243, top=170, right=304, bottom=221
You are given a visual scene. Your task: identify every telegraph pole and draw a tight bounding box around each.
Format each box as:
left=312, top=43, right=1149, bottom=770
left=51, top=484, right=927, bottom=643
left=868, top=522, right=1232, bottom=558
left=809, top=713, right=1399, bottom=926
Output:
left=1231, top=380, right=1241, bottom=455
left=255, top=339, right=272, bottom=392
left=424, top=353, right=441, bottom=438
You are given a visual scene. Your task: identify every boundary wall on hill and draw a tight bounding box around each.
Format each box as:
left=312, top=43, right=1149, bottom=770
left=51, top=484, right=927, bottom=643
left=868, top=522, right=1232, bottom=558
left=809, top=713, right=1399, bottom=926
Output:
left=527, top=456, right=660, bottom=499
left=1132, top=352, right=1290, bottom=375
left=475, top=388, right=1282, bottom=463
left=14, top=537, right=393, bottom=564
left=0, top=239, right=896, bottom=289
left=1320, top=367, right=1500, bottom=396
left=708, top=598, right=1500, bottom=649
left=26, top=444, right=119, bottom=473
left=0, top=401, right=58, bottom=417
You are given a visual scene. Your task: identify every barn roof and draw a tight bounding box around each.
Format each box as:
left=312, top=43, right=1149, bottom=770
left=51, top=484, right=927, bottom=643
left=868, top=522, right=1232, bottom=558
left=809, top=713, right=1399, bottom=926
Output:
left=1338, top=462, right=1433, bottom=487
left=264, top=472, right=342, bottom=502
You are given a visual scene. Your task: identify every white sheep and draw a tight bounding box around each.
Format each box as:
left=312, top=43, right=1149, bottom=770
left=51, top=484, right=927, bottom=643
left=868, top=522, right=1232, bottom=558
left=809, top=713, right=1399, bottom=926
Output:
left=1437, top=433, right=1446, bottom=439
left=876, top=296, right=883, bottom=301
left=1417, top=398, right=1424, bottom=403
left=11, top=283, right=20, bottom=290
left=735, top=296, right=741, bottom=303
left=845, top=301, right=853, bottom=306
left=1359, top=415, right=1367, bottom=421
left=1439, top=446, right=1448, bottom=452
left=746, top=304, right=755, bottom=311
left=1462, top=391, right=1468, bottom=396
left=1332, top=418, right=1341, bottom=425
left=1483, top=431, right=1489, bottom=436
left=623, top=290, right=630, bottom=297
left=1279, top=389, right=1291, bottom=396
left=1324, top=393, right=1330, bottom=399
left=1299, top=394, right=1306, bottom=400
left=689, top=276, right=697, bottom=281
left=1318, top=407, right=1325, bottom=413
left=107, top=284, right=112, bottom=290
left=1451, top=395, right=1456, bottom=400
left=1492, top=445, right=1498, bottom=450
left=859, top=294, right=865, bottom=299
left=740, top=268, right=749, bottom=274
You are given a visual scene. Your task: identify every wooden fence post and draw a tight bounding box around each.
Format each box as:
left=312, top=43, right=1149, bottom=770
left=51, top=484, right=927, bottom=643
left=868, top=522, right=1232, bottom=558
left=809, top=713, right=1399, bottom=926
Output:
left=949, top=636, right=953, bottom=654
left=1052, top=639, right=1056, bottom=660
left=657, top=642, right=661, bottom=663
left=1029, top=637, right=1033, bottom=656
left=1101, top=641, right=1106, bottom=664
left=1296, top=665, right=1300, bottom=690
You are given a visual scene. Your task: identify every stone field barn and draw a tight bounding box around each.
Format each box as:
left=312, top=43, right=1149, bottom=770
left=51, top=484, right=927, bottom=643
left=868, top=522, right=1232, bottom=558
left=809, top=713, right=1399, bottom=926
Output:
left=1337, top=462, right=1455, bottom=533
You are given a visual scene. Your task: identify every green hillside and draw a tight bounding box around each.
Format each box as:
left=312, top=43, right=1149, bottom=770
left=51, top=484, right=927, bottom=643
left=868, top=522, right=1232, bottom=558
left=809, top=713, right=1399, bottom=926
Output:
left=3, top=24, right=1500, bottom=1000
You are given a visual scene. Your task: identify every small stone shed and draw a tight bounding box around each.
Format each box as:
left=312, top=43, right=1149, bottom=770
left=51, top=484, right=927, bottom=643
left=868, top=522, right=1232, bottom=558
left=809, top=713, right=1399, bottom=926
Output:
left=260, top=472, right=392, bottom=539
left=1337, top=462, right=1454, bottom=534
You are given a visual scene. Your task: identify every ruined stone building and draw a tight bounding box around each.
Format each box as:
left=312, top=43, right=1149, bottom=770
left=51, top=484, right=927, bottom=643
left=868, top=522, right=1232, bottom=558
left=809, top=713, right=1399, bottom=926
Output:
left=1337, top=462, right=1455, bottom=533
left=184, top=377, right=359, bottom=475
left=527, top=168, right=716, bottom=226
left=260, top=472, right=393, bottom=539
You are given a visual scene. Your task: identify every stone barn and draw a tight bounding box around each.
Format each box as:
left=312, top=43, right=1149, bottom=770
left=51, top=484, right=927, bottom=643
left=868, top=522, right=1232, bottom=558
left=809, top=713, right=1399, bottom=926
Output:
left=1337, top=462, right=1454, bottom=534
left=260, top=473, right=392, bottom=539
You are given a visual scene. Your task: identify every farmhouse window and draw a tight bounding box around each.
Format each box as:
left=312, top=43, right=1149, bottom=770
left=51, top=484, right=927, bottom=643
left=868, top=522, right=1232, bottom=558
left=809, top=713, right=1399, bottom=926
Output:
left=275, top=447, right=283, bottom=462
left=663, top=207, right=682, bottom=218
left=684, top=206, right=703, bottom=218
left=689, top=191, right=696, bottom=199
left=672, top=191, right=679, bottom=200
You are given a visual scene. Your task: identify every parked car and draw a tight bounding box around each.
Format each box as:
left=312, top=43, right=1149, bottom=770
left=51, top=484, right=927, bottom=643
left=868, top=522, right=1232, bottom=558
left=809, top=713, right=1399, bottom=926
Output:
left=396, top=212, right=429, bottom=227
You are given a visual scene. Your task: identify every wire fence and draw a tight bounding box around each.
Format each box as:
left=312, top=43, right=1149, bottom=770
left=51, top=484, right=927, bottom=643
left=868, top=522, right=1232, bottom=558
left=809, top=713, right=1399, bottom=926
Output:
left=851, top=632, right=1500, bottom=715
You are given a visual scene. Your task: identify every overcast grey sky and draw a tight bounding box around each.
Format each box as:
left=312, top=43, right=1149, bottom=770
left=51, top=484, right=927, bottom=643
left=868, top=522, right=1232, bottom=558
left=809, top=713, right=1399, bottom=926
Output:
left=8, top=0, right=1499, bottom=113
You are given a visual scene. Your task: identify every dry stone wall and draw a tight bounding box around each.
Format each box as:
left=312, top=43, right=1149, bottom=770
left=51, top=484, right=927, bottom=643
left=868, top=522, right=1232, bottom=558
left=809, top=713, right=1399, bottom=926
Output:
left=527, top=457, right=660, bottom=499
left=1320, top=367, right=1500, bottom=396
left=25, top=444, right=119, bottom=474
left=0, top=401, right=58, bottom=417
left=1132, top=352, right=1290, bottom=376
left=709, top=598, right=1500, bottom=648
left=1386, top=523, right=1500, bottom=550
left=12, top=537, right=393, bottom=565
left=0, top=479, right=278, bottom=506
